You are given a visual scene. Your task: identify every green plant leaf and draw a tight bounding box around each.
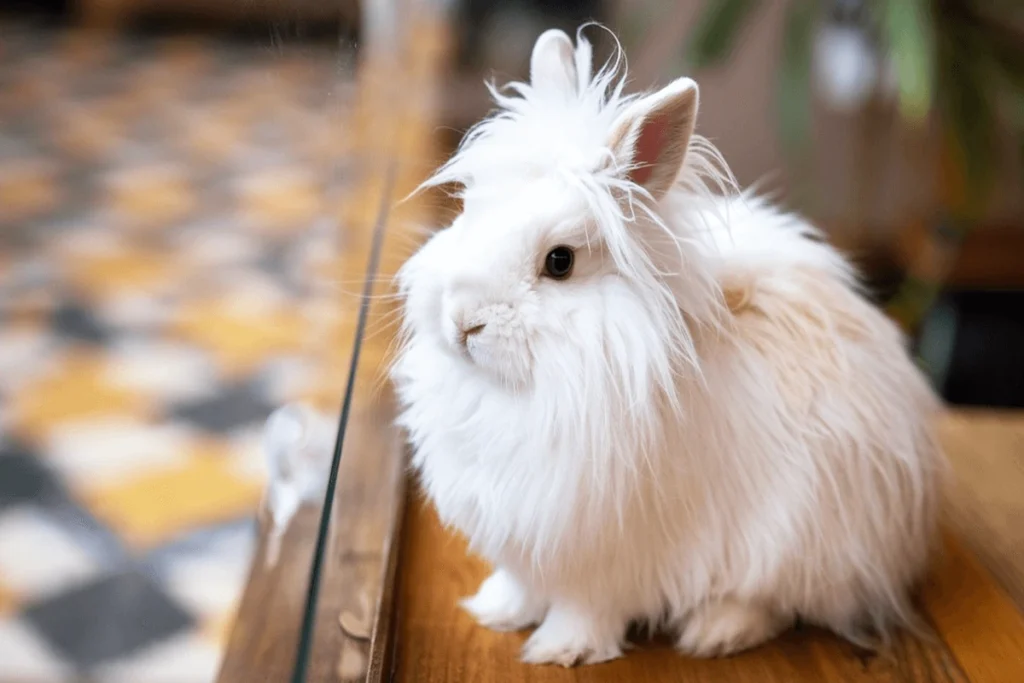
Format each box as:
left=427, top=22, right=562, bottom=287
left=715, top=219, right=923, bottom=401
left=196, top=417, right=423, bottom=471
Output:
left=936, top=23, right=998, bottom=212
left=882, top=0, right=936, bottom=123
left=967, top=14, right=1024, bottom=198
left=776, top=1, right=817, bottom=160
left=685, top=0, right=760, bottom=69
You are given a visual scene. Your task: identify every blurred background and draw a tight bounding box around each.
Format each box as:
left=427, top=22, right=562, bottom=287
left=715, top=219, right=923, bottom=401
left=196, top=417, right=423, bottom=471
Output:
left=0, top=0, right=1022, bottom=682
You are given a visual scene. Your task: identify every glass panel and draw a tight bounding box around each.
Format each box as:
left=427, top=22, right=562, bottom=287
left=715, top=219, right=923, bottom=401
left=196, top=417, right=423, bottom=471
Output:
left=287, top=2, right=448, bottom=680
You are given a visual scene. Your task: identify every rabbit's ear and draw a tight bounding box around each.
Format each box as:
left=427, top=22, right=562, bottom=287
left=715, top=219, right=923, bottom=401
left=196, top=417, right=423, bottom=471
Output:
left=609, top=78, right=699, bottom=201
left=530, top=29, right=578, bottom=96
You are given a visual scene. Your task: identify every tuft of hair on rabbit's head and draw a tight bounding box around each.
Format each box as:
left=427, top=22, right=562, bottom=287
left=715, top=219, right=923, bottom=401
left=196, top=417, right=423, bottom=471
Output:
left=391, top=25, right=943, bottom=668
left=395, top=26, right=731, bottom=395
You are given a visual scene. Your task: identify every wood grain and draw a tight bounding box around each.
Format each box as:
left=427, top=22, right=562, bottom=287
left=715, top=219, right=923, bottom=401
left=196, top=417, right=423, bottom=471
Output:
left=922, top=532, right=1024, bottom=683
left=939, top=411, right=1024, bottom=611
left=216, top=401, right=402, bottom=683
left=217, top=504, right=322, bottom=682
left=392, top=412, right=1024, bottom=682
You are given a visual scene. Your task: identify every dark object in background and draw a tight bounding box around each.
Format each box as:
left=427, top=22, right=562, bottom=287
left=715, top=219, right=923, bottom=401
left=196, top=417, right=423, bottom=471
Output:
left=454, top=0, right=605, bottom=72
left=921, top=290, right=1024, bottom=408
left=0, top=0, right=359, bottom=48
left=1, top=0, right=70, bottom=22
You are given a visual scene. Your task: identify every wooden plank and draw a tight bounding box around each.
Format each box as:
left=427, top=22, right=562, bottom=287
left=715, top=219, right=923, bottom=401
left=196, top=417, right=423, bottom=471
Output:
left=365, top=468, right=407, bottom=683
left=393, top=495, right=970, bottom=682
left=218, top=505, right=322, bottom=682
left=921, top=532, right=1024, bottom=683
left=298, top=399, right=407, bottom=683
left=939, top=411, right=1024, bottom=610
left=391, top=410, right=1024, bottom=681
left=217, top=402, right=401, bottom=683
left=923, top=412, right=1024, bottom=682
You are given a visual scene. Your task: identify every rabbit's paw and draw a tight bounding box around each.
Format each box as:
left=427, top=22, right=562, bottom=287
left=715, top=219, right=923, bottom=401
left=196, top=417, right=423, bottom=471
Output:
left=461, top=569, right=545, bottom=632
left=521, top=605, right=623, bottom=667
left=677, top=599, right=786, bottom=658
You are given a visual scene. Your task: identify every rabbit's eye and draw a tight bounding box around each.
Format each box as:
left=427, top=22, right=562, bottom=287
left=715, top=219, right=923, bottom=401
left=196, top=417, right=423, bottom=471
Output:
left=543, top=246, right=574, bottom=280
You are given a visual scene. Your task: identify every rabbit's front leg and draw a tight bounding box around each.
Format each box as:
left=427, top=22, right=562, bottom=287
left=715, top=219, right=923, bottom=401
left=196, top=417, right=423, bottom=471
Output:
left=521, top=600, right=626, bottom=667
left=461, top=568, right=547, bottom=632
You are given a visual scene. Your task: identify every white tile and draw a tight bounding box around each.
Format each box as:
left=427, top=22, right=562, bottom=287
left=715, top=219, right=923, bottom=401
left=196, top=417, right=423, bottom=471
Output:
left=0, top=618, right=72, bottom=682
left=52, top=225, right=122, bottom=259
left=0, top=507, right=101, bottom=601
left=46, top=419, right=192, bottom=490
left=163, top=551, right=251, bottom=619
left=224, top=427, right=268, bottom=485
left=0, top=327, right=58, bottom=395
left=260, top=357, right=315, bottom=404
left=99, top=293, right=173, bottom=331
left=220, top=272, right=292, bottom=317
left=95, top=631, right=222, bottom=683
left=103, top=339, right=215, bottom=403
left=3, top=254, right=55, bottom=290
left=172, top=226, right=259, bottom=271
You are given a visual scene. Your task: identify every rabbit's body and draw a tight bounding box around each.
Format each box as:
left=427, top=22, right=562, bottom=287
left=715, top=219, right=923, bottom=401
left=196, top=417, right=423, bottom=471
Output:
left=393, top=27, right=942, bottom=666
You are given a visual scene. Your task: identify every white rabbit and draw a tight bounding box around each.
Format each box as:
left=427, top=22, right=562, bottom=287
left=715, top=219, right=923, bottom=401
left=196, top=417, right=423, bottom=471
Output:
left=390, top=26, right=944, bottom=667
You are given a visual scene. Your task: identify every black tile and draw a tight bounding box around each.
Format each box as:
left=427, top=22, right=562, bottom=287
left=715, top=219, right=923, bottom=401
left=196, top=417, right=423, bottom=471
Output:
left=0, top=443, right=66, bottom=508
left=23, top=570, right=194, bottom=668
left=0, top=441, right=130, bottom=564
left=256, top=241, right=308, bottom=297
left=48, top=498, right=131, bottom=568
left=51, top=298, right=111, bottom=346
left=168, top=379, right=274, bottom=433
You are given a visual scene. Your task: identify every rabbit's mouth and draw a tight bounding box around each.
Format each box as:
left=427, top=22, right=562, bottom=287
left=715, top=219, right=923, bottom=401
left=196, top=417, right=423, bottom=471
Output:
left=445, top=320, right=534, bottom=391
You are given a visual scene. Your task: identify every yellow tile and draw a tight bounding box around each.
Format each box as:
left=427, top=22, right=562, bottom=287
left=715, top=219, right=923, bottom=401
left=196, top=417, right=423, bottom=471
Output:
left=81, top=441, right=262, bottom=549
left=238, top=169, right=323, bottom=234
left=52, top=103, right=120, bottom=159
left=0, top=579, right=16, bottom=616
left=173, top=298, right=309, bottom=377
left=9, top=352, right=151, bottom=440
left=202, top=608, right=238, bottom=647
left=184, top=111, right=245, bottom=163
left=65, top=245, right=175, bottom=301
left=108, top=166, right=195, bottom=230
left=0, top=163, right=59, bottom=222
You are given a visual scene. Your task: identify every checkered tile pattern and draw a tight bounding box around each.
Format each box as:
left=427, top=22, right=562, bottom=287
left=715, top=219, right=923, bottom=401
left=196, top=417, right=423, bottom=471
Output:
left=1, top=20, right=358, bottom=682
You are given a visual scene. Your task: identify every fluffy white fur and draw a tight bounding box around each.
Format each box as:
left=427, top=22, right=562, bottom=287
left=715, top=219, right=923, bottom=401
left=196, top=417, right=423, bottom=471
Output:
left=391, top=25, right=944, bottom=667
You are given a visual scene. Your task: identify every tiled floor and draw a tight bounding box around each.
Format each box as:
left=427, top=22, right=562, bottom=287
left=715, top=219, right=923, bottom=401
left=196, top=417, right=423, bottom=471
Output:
left=0, top=20, right=357, bottom=682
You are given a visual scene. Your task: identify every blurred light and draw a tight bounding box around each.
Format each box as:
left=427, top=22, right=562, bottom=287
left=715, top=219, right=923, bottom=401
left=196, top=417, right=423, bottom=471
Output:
left=813, top=23, right=878, bottom=112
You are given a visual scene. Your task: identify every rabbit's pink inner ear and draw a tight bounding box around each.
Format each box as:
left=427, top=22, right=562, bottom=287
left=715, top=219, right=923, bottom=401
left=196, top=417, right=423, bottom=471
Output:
left=628, top=113, right=670, bottom=188
left=613, top=79, right=698, bottom=201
